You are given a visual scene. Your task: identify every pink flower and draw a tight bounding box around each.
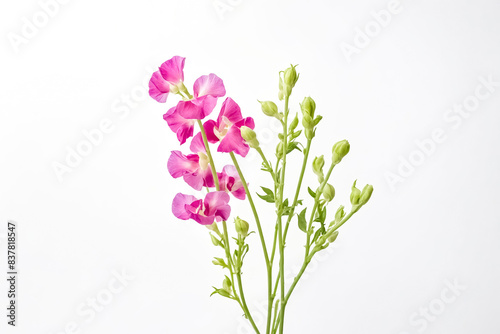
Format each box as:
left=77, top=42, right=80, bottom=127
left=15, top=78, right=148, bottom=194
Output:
left=172, top=191, right=231, bottom=225
left=149, top=56, right=185, bottom=103
left=163, top=106, right=195, bottom=145
left=167, top=150, right=214, bottom=190
left=176, top=73, right=226, bottom=120
left=218, top=165, right=246, bottom=200
left=192, top=97, right=255, bottom=157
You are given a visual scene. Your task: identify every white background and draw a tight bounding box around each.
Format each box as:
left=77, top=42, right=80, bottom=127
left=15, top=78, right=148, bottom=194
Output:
left=1, top=0, right=500, bottom=333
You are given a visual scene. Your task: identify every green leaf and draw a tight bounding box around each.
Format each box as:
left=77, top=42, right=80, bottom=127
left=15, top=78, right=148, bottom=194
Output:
left=308, top=187, right=317, bottom=198
left=298, top=208, right=307, bottom=233
left=287, top=141, right=302, bottom=154
left=257, top=186, right=275, bottom=203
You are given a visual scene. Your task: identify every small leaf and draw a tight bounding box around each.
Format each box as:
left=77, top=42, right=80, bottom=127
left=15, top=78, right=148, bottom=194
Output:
left=298, top=208, right=307, bottom=233
left=308, top=187, right=317, bottom=198
left=257, top=186, right=275, bottom=203
left=312, top=228, right=323, bottom=244
left=287, top=141, right=302, bottom=154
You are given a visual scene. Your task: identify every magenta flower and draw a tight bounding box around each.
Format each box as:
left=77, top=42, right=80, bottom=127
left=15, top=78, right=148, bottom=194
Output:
left=192, top=97, right=255, bottom=157
left=149, top=56, right=185, bottom=103
left=167, top=150, right=214, bottom=190
left=172, top=191, right=231, bottom=225
left=218, top=165, right=246, bottom=200
left=176, top=73, right=226, bottom=120
left=163, top=106, right=196, bottom=145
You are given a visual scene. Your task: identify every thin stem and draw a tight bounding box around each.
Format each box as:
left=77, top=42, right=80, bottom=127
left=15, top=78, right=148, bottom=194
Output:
left=277, top=95, right=289, bottom=334
left=197, top=120, right=258, bottom=331
left=283, top=138, right=312, bottom=240
left=284, top=211, right=355, bottom=303
left=229, top=152, right=272, bottom=334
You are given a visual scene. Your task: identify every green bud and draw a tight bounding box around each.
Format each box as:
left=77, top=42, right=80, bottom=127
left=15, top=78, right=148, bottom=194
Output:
left=234, top=217, right=250, bottom=238
left=283, top=64, right=299, bottom=91
left=322, top=184, right=335, bottom=202
left=301, top=97, right=316, bottom=118
left=327, top=231, right=339, bottom=243
left=350, top=180, right=361, bottom=206
left=259, top=100, right=279, bottom=118
left=210, top=233, right=221, bottom=247
left=212, top=257, right=227, bottom=267
left=334, top=205, right=345, bottom=224
left=223, top=276, right=232, bottom=293
left=359, top=184, right=374, bottom=205
left=278, top=76, right=284, bottom=101
left=332, top=140, right=350, bottom=164
left=302, top=113, right=313, bottom=129
left=276, top=142, right=284, bottom=159
left=312, top=155, right=325, bottom=183
left=305, top=128, right=315, bottom=140
left=240, top=126, right=260, bottom=149
left=289, top=114, right=299, bottom=132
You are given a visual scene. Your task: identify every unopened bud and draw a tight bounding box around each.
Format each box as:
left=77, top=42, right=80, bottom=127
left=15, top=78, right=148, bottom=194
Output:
left=259, top=100, right=279, bottom=118
left=289, top=114, right=299, bottom=132
left=350, top=180, right=361, bottom=206
left=240, top=126, right=259, bottom=149
left=283, top=64, right=299, bottom=92
left=301, top=97, right=316, bottom=118
left=276, top=142, right=284, bottom=159
left=359, top=184, right=373, bottom=205
left=212, top=257, right=227, bottom=267
left=312, top=155, right=325, bottom=183
left=210, top=233, right=221, bottom=247
left=234, top=217, right=250, bottom=238
left=334, top=205, right=345, bottom=224
left=322, top=184, right=335, bottom=202
left=327, top=231, right=339, bottom=243
left=332, top=140, right=350, bottom=164
left=278, top=76, right=285, bottom=101
left=223, top=276, right=232, bottom=293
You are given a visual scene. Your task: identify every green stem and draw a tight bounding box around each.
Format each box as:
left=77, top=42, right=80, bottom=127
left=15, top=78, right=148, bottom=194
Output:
left=284, top=211, right=355, bottom=303
left=229, top=152, right=272, bottom=334
left=283, top=138, right=312, bottom=240
left=197, top=120, right=258, bottom=331
left=277, top=95, right=289, bottom=334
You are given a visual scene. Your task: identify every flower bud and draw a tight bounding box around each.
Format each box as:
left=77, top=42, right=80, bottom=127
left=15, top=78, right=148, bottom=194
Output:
left=332, top=140, right=350, bottom=164
left=283, top=64, right=299, bottom=91
left=301, top=97, right=316, bottom=119
left=359, top=184, right=373, bottom=205
left=212, top=257, right=227, bottom=267
left=278, top=76, right=284, bottom=101
left=322, top=184, right=335, bottom=202
left=223, top=276, right=232, bottom=293
left=259, top=100, right=279, bottom=118
left=312, top=155, right=325, bottom=183
left=240, top=126, right=259, bottom=149
left=302, top=113, right=313, bottom=129
left=234, top=217, right=249, bottom=238
left=327, top=231, right=339, bottom=243
left=334, top=205, right=345, bottom=224
left=350, top=180, right=361, bottom=206
left=276, top=142, right=284, bottom=159
left=289, top=114, right=299, bottom=132
left=210, top=233, right=221, bottom=247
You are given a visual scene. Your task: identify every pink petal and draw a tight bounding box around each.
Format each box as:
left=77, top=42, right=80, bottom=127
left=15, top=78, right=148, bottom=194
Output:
left=234, top=117, right=255, bottom=130
left=172, top=193, right=198, bottom=220
left=190, top=133, right=206, bottom=153
left=149, top=71, right=170, bottom=103
left=217, top=126, right=250, bottom=157
left=193, top=214, right=217, bottom=225
left=182, top=173, right=205, bottom=191
left=163, top=106, right=195, bottom=145
left=218, top=98, right=243, bottom=127
left=215, top=204, right=231, bottom=221
left=204, top=191, right=230, bottom=217
left=176, top=96, right=217, bottom=120
left=159, top=56, right=185, bottom=84
left=193, top=74, right=226, bottom=98
left=167, top=151, right=199, bottom=178
left=231, top=187, right=246, bottom=200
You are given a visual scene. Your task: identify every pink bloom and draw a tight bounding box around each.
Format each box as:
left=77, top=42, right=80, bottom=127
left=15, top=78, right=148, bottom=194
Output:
left=172, top=191, right=231, bottom=225
left=163, top=106, right=195, bottom=145
left=218, top=165, right=246, bottom=200
left=149, top=56, right=186, bottom=103
left=192, top=97, right=255, bottom=157
left=167, top=150, right=214, bottom=190
left=176, top=73, right=226, bottom=120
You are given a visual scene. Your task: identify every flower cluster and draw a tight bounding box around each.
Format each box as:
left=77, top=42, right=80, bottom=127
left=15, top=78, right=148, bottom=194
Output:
left=150, top=56, right=252, bottom=226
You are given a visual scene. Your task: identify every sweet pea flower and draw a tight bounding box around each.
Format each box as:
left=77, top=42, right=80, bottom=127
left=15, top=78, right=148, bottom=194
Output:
left=191, top=97, right=255, bottom=157
left=218, top=165, right=246, bottom=200
left=175, top=73, right=226, bottom=120
left=149, top=56, right=186, bottom=103
left=167, top=150, right=214, bottom=190
left=163, top=106, right=195, bottom=145
left=172, top=191, right=231, bottom=225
